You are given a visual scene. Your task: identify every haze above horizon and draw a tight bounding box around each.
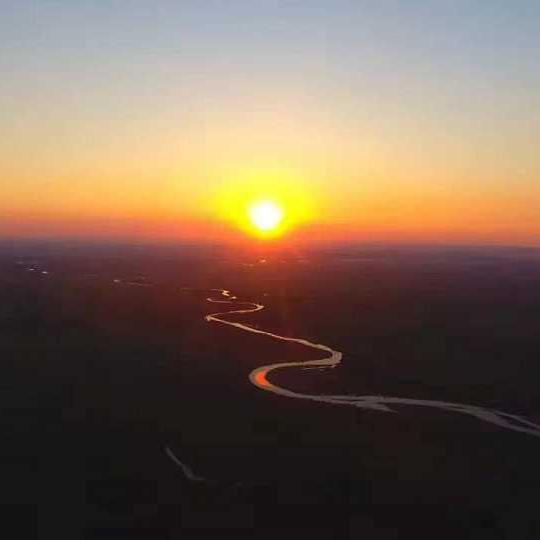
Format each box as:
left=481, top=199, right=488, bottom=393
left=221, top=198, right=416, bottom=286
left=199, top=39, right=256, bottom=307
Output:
left=1, top=1, right=539, bottom=246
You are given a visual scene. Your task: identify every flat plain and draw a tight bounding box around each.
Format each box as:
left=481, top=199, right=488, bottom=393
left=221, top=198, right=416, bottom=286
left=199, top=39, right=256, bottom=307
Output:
left=2, top=241, right=540, bottom=538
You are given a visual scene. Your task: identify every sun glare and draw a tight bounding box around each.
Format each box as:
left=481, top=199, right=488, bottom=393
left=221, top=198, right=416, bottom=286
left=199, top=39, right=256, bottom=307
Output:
left=249, top=200, right=284, bottom=233
left=213, top=166, right=316, bottom=240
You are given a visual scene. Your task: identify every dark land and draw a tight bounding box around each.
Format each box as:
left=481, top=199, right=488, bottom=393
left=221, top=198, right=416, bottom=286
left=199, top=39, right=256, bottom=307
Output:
left=2, top=239, right=540, bottom=538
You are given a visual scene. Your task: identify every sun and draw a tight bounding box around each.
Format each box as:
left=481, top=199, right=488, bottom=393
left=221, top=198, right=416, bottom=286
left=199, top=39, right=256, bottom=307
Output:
left=213, top=166, right=316, bottom=239
left=248, top=200, right=284, bottom=234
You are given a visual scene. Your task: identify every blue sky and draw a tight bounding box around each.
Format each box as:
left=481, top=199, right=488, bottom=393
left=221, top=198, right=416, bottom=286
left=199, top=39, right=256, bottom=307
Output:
left=1, top=1, right=539, bottom=244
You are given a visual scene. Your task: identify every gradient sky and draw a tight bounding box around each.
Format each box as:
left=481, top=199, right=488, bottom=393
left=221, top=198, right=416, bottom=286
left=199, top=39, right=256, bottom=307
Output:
left=1, top=1, right=539, bottom=245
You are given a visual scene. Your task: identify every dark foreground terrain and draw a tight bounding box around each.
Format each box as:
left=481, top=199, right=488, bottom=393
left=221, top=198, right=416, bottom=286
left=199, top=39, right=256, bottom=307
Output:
left=2, top=240, right=540, bottom=538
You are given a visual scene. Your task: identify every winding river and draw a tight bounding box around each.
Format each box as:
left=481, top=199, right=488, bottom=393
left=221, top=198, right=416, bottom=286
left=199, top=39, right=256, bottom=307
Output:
left=206, top=289, right=540, bottom=439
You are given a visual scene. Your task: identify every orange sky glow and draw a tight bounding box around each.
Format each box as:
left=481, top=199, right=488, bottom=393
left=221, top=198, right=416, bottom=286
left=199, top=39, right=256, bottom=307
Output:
left=1, top=2, right=539, bottom=247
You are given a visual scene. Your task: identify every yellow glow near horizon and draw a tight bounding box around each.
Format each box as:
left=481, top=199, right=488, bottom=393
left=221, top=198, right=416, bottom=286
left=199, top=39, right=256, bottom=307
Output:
left=213, top=166, right=315, bottom=239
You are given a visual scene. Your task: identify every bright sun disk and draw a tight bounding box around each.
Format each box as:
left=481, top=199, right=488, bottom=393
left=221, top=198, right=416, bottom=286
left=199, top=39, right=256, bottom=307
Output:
left=248, top=200, right=284, bottom=232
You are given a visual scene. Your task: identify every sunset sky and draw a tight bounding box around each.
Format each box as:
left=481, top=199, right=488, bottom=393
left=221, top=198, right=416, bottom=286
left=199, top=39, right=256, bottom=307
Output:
left=1, top=1, right=539, bottom=245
